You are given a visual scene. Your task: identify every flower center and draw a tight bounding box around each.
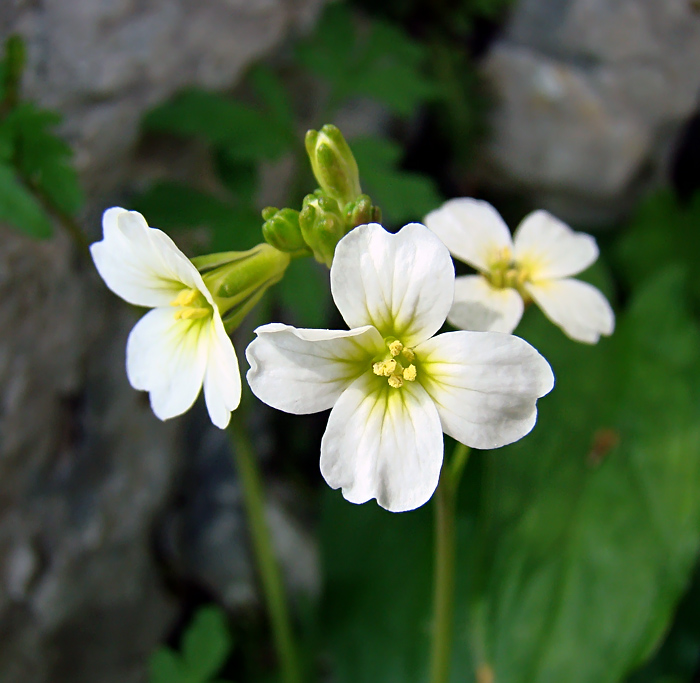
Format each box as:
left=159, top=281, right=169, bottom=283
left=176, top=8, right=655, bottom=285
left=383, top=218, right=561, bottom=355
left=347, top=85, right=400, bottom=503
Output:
left=170, top=288, right=212, bottom=320
left=372, top=339, right=417, bottom=389
left=487, top=248, right=531, bottom=294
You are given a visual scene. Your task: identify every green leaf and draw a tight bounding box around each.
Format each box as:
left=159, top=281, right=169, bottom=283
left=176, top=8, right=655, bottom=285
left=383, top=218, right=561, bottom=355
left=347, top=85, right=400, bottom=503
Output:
left=5, top=103, right=83, bottom=215
left=296, top=4, right=436, bottom=116
left=149, top=648, right=184, bottom=683
left=182, top=606, right=232, bottom=682
left=319, top=486, right=476, bottom=683
left=351, top=136, right=443, bottom=225
left=131, top=181, right=261, bottom=252
left=472, top=267, right=700, bottom=683
left=0, top=163, right=53, bottom=238
left=278, top=257, right=330, bottom=328
left=615, top=189, right=700, bottom=304
left=143, top=89, right=290, bottom=161
left=248, top=65, right=295, bottom=139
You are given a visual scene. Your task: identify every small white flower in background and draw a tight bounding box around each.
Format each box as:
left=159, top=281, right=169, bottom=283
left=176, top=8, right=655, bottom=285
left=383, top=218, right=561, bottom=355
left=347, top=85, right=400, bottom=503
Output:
left=246, top=223, right=553, bottom=513
left=424, top=198, right=615, bottom=344
left=91, top=208, right=241, bottom=429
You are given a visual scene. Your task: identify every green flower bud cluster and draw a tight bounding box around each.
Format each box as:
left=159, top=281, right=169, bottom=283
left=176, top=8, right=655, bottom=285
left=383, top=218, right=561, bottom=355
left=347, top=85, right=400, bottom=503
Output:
left=261, top=124, right=381, bottom=267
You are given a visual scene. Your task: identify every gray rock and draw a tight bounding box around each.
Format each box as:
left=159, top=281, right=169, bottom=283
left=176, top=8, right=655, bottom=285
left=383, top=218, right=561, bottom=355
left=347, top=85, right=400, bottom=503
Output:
left=480, top=0, right=700, bottom=224
left=0, top=0, right=327, bottom=681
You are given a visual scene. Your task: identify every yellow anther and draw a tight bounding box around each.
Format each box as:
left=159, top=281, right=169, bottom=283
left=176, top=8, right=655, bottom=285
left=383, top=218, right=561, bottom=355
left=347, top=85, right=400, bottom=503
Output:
left=171, top=288, right=199, bottom=307
left=388, top=375, right=403, bottom=389
left=403, top=364, right=417, bottom=382
left=174, top=307, right=210, bottom=320
left=402, top=347, right=415, bottom=362
left=389, top=340, right=403, bottom=357
left=373, top=359, right=397, bottom=377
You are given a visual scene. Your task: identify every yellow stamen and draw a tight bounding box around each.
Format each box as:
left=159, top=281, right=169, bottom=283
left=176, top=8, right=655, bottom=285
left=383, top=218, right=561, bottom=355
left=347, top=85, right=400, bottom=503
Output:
left=171, top=288, right=199, bottom=307
left=402, top=347, right=415, bottom=362
left=388, top=340, right=403, bottom=357
left=174, top=307, right=210, bottom=320
left=388, top=375, right=403, bottom=389
left=372, top=359, right=397, bottom=377
left=403, top=364, right=417, bottom=381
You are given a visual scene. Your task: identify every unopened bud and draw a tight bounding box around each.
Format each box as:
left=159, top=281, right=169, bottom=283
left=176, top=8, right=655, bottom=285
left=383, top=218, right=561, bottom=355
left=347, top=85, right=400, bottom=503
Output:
left=298, top=191, right=345, bottom=267
left=345, top=194, right=382, bottom=229
left=261, top=207, right=309, bottom=255
left=193, top=243, right=291, bottom=332
left=305, top=124, right=361, bottom=207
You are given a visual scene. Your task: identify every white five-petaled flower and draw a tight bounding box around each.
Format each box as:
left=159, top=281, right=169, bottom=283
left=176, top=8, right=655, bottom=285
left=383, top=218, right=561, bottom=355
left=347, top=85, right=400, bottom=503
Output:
left=91, top=208, right=241, bottom=429
left=424, top=198, right=615, bottom=343
left=246, top=223, right=554, bottom=512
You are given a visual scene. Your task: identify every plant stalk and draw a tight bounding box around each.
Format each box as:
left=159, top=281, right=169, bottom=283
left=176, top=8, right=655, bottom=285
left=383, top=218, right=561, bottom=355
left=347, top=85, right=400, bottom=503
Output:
left=228, top=413, right=302, bottom=683
left=429, top=441, right=470, bottom=683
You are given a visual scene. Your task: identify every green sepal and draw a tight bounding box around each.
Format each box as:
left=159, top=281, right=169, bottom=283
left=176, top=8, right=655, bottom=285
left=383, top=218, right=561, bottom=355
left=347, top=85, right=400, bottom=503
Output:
left=195, top=243, right=290, bottom=333
left=261, top=206, right=311, bottom=256
left=344, top=194, right=382, bottom=229
left=305, top=124, right=361, bottom=207
left=299, top=191, right=346, bottom=267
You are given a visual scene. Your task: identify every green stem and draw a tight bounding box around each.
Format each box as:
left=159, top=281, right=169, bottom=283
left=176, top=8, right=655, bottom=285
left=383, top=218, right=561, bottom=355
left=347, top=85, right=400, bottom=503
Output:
left=228, top=413, right=302, bottom=683
left=429, top=441, right=470, bottom=683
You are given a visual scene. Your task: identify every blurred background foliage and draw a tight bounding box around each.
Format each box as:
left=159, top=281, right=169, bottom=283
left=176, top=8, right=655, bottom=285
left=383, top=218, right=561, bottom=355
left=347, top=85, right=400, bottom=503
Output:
left=2, top=0, right=700, bottom=680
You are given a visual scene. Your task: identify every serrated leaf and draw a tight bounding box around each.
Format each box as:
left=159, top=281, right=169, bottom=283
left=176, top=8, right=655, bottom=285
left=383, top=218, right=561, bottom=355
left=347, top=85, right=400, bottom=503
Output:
left=182, top=606, right=232, bottom=682
left=472, top=267, right=700, bottom=683
left=131, top=181, right=261, bottom=252
left=4, top=103, right=83, bottom=216
left=351, top=136, right=442, bottom=225
left=144, top=89, right=289, bottom=161
left=149, top=648, right=184, bottom=683
left=0, top=163, right=53, bottom=238
left=297, top=4, right=435, bottom=116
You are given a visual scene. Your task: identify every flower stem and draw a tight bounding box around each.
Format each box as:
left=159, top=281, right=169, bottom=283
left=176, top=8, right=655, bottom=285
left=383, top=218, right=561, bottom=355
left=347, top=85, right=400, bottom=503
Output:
left=429, top=441, right=470, bottom=683
left=228, top=413, right=302, bottom=683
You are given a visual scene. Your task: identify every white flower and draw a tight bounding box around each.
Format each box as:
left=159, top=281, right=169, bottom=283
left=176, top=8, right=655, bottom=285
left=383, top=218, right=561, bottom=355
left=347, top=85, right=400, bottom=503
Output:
left=91, top=207, right=241, bottom=428
left=246, top=223, right=553, bottom=512
left=424, top=198, right=615, bottom=343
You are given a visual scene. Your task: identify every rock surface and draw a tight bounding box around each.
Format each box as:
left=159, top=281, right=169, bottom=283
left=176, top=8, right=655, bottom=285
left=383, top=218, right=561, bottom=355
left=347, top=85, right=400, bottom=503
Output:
left=0, top=1, right=325, bottom=682
left=480, top=0, right=700, bottom=224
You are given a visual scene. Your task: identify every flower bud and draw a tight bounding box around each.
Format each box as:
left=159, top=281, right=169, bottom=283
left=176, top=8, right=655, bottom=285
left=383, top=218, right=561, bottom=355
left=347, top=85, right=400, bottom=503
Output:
left=305, top=124, right=361, bottom=207
left=261, top=207, right=310, bottom=256
left=344, top=194, right=382, bottom=229
left=193, top=243, right=290, bottom=332
left=298, top=191, right=346, bottom=267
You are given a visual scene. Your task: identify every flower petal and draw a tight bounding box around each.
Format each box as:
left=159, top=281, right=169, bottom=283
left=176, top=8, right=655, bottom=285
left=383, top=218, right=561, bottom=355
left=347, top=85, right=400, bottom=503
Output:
left=203, top=314, right=242, bottom=429
left=525, top=278, right=615, bottom=344
left=330, top=223, right=454, bottom=345
left=246, top=323, right=385, bottom=415
left=513, top=210, right=599, bottom=280
left=424, top=198, right=513, bottom=272
left=448, top=275, right=524, bottom=334
left=417, top=331, right=554, bottom=450
left=320, top=372, right=444, bottom=512
left=126, top=307, right=209, bottom=421
left=91, top=207, right=205, bottom=308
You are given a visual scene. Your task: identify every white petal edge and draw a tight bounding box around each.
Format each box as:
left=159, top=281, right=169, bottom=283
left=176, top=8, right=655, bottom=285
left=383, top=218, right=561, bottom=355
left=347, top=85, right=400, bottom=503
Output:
left=320, top=372, right=444, bottom=512
left=416, top=331, right=554, bottom=450
left=203, top=314, right=242, bottom=429
left=448, top=275, right=524, bottom=334
left=126, top=307, right=209, bottom=421
left=330, top=223, right=455, bottom=346
left=525, top=278, right=615, bottom=344
left=91, top=207, right=210, bottom=308
left=513, top=210, right=599, bottom=280
left=246, top=323, right=385, bottom=415
left=424, top=198, right=513, bottom=273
